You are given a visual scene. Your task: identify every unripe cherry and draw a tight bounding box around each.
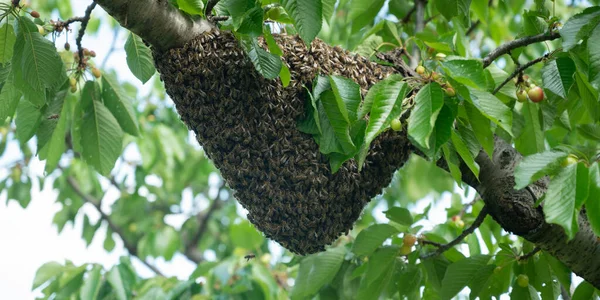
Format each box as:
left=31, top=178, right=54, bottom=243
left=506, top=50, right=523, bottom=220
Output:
left=444, top=87, right=456, bottom=97
left=516, top=89, right=528, bottom=103
left=416, top=65, right=425, bottom=75
left=391, top=119, right=402, bottom=131
left=517, top=274, right=529, bottom=287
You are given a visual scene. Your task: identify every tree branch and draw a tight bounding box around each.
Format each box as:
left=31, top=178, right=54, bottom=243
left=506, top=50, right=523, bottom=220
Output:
left=184, top=187, right=223, bottom=263
left=518, top=247, right=540, bottom=261
left=75, top=2, right=97, bottom=69
left=482, top=31, right=561, bottom=68
left=65, top=175, right=165, bottom=276
left=410, top=0, right=426, bottom=68
left=491, top=49, right=559, bottom=95
left=420, top=206, right=489, bottom=259
left=93, top=0, right=214, bottom=51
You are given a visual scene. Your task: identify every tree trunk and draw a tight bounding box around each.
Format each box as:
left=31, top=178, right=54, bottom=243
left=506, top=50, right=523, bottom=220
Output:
left=94, top=0, right=600, bottom=288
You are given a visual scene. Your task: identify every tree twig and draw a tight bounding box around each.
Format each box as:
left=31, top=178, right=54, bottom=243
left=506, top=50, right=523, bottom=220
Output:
left=491, top=50, right=558, bottom=94
left=482, top=31, right=561, bottom=68
left=65, top=175, right=165, bottom=276
left=75, top=2, right=97, bottom=69
left=420, top=206, right=489, bottom=259
left=401, top=6, right=416, bottom=24
left=518, top=246, right=541, bottom=261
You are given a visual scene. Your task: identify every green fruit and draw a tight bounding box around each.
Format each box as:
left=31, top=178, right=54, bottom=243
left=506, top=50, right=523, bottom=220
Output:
left=435, top=53, right=447, bottom=60
left=517, top=274, right=529, bottom=287
left=516, top=90, right=528, bottom=103
left=561, top=154, right=578, bottom=167
left=391, top=119, right=402, bottom=131
left=431, top=72, right=441, bottom=80
left=267, top=7, right=283, bottom=20
left=494, top=266, right=503, bottom=274
left=416, top=65, right=425, bottom=75
left=528, top=86, right=544, bottom=103
left=444, top=87, right=456, bottom=97
left=399, top=245, right=412, bottom=255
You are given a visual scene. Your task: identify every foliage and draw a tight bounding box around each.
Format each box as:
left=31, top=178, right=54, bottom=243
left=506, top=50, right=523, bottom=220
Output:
left=0, top=0, right=600, bottom=299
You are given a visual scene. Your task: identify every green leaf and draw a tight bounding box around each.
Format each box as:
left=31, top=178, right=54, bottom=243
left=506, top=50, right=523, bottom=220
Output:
left=541, top=57, right=575, bottom=99
left=348, top=0, right=386, bottom=33
left=441, top=58, right=486, bottom=88
left=321, top=90, right=356, bottom=154
left=574, top=71, right=599, bottom=122
left=586, top=162, right=600, bottom=237
left=433, top=0, right=472, bottom=25
left=468, top=264, right=496, bottom=299
left=397, top=265, right=423, bottom=297
left=589, top=24, right=600, bottom=89
left=357, top=246, right=399, bottom=299
left=124, top=33, right=156, bottom=84
left=352, top=224, right=399, bottom=257
left=104, top=229, right=116, bottom=251
left=464, top=102, right=493, bottom=158
left=0, top=79, right=21, bottom=123
left=12, top=17, right=66, bottom=106
left=466, top=88, right=513, bottom=136
left=408, top=82, right=444, bottom=149
left=441, top=255, right=491, bottom=300
left=329, top=75, right=362, bottom=123
left=82, top=214, right=100, bottom=246
left=515, top=101, right=544, bottom=156
left=37, top=87, right=68, bottom=154
left=15, top=99, right=42, bottom=143
left=322, top=0, right=336, bottom=23
left=177, top=0, right=204, bottom=15
left=107, top=265, right=130, bottom=300
left=281, top=0, right=322, bottom=44
left=543, top=163, right=579, bottom=239
left=38, top=89, right=69, bottom=173
left=451, top=129, right=479, bottom=178
left=240, top=36, right=282, bottom=79
left=80, top=81, right=124, bottom=175
left=32, top=261, right=63, bottom=289
left=102, top=74, right=139, bottom=136
left=0, top=23, right=16, bottom=64
left=577, top=124, right=600, bottom=141
left=572, top=281, right=596, bottom=300
left=514, top=150, right=568, bottom=189
left=230, top=220, right=265, bottom=250
left=237, top=7, right=264, bottom=37
left=80, top=265, right=102, bottom=300
left=384, top=207, right=413, bottom=226
left=292, top=247, right=345, bottom=299
left=560, top=7, right=600, bottom=51
left=154, top=226, right=181, bottom=260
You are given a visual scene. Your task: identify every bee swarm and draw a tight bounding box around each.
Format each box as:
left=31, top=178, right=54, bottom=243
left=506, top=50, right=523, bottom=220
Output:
left=154, top=30, right=411, bottom=255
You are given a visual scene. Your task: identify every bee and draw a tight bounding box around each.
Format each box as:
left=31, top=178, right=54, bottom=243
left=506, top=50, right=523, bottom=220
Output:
left=47, top=114, right=59, bottom=120
left=244, top=254, right=256, bottom=262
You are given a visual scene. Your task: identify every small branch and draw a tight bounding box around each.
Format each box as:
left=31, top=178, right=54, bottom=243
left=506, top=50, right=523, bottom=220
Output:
left=465, top=20, right=480, bottom=36
left=76, top=2, right=97, bottom=69
left=401, top=7, right=416, bottom=24
left=491, top=50, right=557, bottom=94
left=482, top=31, right=561, bottom=68
left=458, top=198, right=480, bottom=218
left=65, top=175, right=164, bottom=276
left=205, top=0, right=221, bottom=18
left=518, top=247, right=541, bottom=261
left=420, top=206, right=489, bottom=259
left=410, top=0, right=426, bottom=68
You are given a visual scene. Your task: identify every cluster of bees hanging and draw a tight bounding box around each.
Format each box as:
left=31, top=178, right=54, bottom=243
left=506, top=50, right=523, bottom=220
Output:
left=153, top=29, right=412, bottom=254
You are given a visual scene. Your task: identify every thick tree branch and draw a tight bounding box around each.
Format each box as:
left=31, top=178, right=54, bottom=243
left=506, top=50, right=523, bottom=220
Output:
left=93, top=0, right=214, bottom=51
left=65, top=175, right=165, bottom=276
left=482, top=31, right=561, bottom=68
left=460, top=138, right=600, bottom=288
left=420, top=206, right=489, bottom=259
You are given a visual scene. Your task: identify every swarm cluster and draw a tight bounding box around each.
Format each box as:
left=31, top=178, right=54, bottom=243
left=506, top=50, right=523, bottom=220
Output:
left=154, top=30, right=411, bottom=255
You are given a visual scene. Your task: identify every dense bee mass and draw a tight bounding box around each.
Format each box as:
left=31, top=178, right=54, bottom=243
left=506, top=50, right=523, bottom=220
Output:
left=154, top=30, right=411, bottom=255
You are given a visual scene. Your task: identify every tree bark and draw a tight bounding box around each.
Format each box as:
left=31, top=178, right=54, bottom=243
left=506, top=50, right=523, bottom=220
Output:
left=93, top=0, right=600, bottom=288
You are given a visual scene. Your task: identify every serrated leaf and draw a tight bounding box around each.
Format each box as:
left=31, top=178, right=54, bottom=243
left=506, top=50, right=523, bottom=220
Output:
left=322, top=0, right=336, bottom=23
left=292, top=247, right=345, bottom=299
left=441, top=255, right=491, bottom=300
left=442, top=58, right=486, bottom=88
left=80, top=265, right=102, bottom=300
left=451, top=129, right=479, bottom=178
left=586, top=163, right=600, bottom=237
left=32, top=261, right=63, bottom=289
left=80, top=81, right=123, bottom=175
left=12, top=17, right=66, bottom=106
left=352, top=224, right=399, bottom=257
left=281, top=0, right=322, bottom=44
left=464, top=101, right=493, bottom=158
left=541, top=57, right=575, bottom=99
left=124, top=33, right=156, bottom=84
left=329, top=75, right=361, bottom=123
left=240, top=36, right=282, bottom=79
left=589, top=24, right=600, bottom=89
left=357, top=246, right=399, bottom=298
left=467, top=88, right=513, bottom=136
left=0, top=23, right=16, bottom=64
left=38, top=89, right=69, bottom=173
left=321, top=90, right=355, bottom=154
left=574, top=71, right=599, bottom=122
left=560, top=7, right=600, bottom=51
left=0, top=79, right=21, bottom=123
left=237, top=7, right=263, bottom=37
left=384, top=207, right=413, bottom=226
left=514, top=151, right=568, bottom=189
left=433, top=0, right=472, bottom=25
left=177, top=0, right=204, bottom=15
left=408, top=82, right=445, bottom=149
left=543, top=163, right=579, bottom=239
left=515, top=101, right=544, bottom=156
left=102, top=74, right=139, bottom=136
left=577, top=124, right=600, bottom=141
left=107, top=265, right=130, bottom=300
left=15, top=99, right=42, bottom=143
left=348, top=0, right=386, bottom=33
